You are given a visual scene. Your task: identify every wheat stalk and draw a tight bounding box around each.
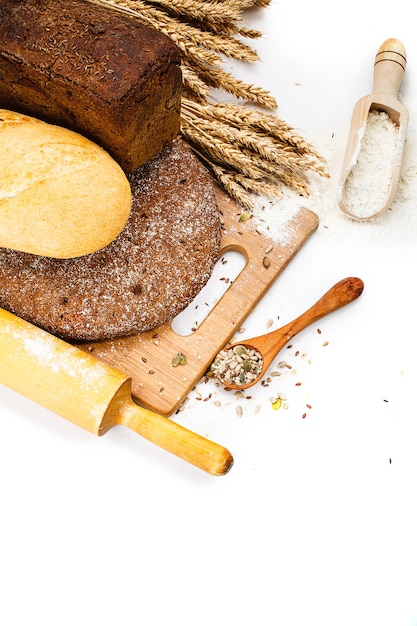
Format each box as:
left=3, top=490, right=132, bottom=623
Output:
left=94, top=0, right=328, bottom=208
left=181, top=99, right=328, bottom=208
left=184, top=61, right=277, bottom=109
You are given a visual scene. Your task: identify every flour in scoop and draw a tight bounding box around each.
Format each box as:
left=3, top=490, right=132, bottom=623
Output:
left=342, top=110, right=399, bottom=219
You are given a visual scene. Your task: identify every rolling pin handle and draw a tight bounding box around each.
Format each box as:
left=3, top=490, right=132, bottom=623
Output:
left=119, top=401, right=234, bottom=476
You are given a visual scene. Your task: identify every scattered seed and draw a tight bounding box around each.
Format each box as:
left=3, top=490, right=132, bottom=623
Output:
left=266, top=319, right=273, bottom=329
left=172, top=352, right=187, bottom=367
left=263, top=256, right=271, bottom=269
left=271, top=397, right=282, bottom=410
left=322, top=341, right=329, bottom=346
left=265, top=244, right=273, bottom=254
left=236, top=405, right=243, bottom=417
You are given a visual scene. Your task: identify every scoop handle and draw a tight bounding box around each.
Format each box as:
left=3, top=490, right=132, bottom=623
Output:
left=373, top=38, right=406, bottom=98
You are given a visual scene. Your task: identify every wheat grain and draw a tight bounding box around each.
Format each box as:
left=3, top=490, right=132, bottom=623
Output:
left=209, top=164, right=255, bottom=208
left=150, top=0, right=244, bottom=34
left=182, top=99, right=326, bottom=175
left=181, top=109, right=314, bottom=205
left=195, top=65, right=277, bottom=109
left=181, top=64, right=211, bottom=101
left=183, top=107, right=311, bottom=166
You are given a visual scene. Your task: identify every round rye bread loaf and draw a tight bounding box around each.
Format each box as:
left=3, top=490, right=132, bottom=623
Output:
left=0, top=139, right=221, bottom=341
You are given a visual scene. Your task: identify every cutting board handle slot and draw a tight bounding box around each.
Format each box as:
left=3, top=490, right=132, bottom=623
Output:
left=170, top=248, right=247, bottom=336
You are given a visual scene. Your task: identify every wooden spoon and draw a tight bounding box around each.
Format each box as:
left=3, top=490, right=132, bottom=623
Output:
left=337, top=38, right=408, bottom=221
left=0, top=307, right=233, bottom=476
left=213, top=277, right=364, bottom=390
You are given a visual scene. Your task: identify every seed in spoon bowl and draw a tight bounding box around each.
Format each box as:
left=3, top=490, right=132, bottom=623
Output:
left=210, top=344, right=264, bottom=386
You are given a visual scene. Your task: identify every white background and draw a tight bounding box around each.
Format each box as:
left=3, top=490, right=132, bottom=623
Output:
left=2, top=1, right=417, bottom=624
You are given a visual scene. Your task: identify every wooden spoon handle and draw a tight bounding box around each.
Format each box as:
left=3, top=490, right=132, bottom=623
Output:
left=256, top=277, right=364, bottom=367
left=277, top=277, right=364, bottom=341
left=373, top=38, right=406, bottom=98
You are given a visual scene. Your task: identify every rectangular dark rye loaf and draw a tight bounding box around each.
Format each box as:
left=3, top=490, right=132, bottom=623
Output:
left=0, top=0, right=182, bottom=172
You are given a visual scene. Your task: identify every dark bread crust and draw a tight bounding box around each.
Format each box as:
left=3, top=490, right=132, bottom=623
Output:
left=0, top=139, right=221, bottom=341
left=0, top=0, right=182, bottom=172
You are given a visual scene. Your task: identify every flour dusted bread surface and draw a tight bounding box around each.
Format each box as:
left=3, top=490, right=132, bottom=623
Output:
left=0, top=139, right=221, bottom=341
left=0, top=109, right=132, bottom=258
left=0, top=0, right=182, bottom=172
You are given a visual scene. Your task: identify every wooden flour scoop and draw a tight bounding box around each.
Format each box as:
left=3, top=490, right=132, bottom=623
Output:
left=338, top=38, right=408, bottom=220
left=0, top=308, right=233, bottom=476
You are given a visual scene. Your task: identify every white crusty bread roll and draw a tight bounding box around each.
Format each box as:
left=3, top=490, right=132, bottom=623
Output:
left=0, top=109, right=132, bottom=258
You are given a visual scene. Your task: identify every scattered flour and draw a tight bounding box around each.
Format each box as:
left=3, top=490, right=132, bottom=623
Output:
left=251, top=188, right=308, bottom=244
left=311, top=108, right=417, bottom=239
left=250, top=96, right=417, bottom=245
left=1, top=320, right=107, bottom=393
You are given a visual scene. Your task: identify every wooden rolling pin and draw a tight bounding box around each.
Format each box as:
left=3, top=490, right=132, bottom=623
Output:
left=0, top=308, right=233, bottom=476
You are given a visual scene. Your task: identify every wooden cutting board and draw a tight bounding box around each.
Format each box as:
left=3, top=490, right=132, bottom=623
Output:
left=79, top=188, right=318, bottom=416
